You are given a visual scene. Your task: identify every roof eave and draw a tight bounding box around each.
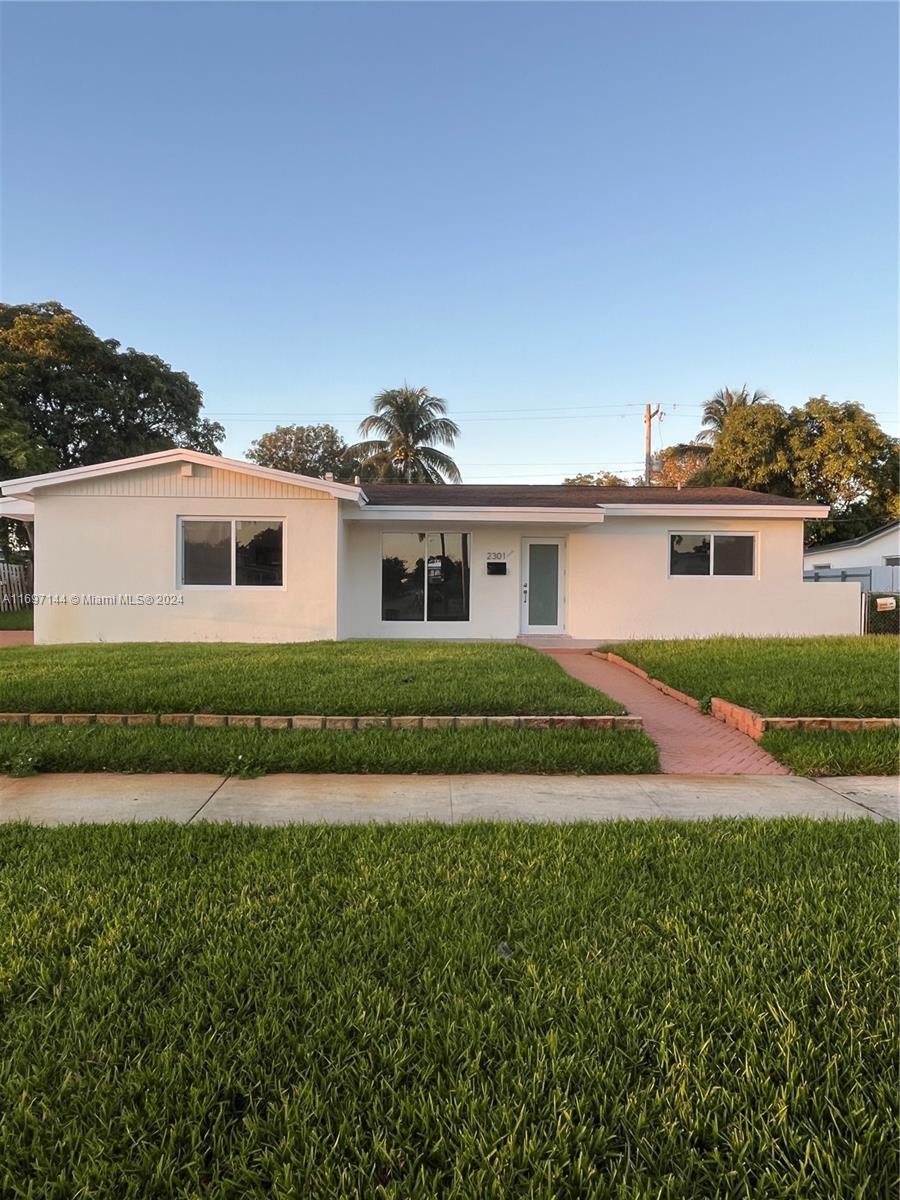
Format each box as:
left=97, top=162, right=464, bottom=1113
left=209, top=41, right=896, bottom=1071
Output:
left=346, top=505, right=605, bottom=524
left=802, top=520, right=900, bottom=554
left=599, top=503, right=830, bottom=519
left=0, top=448, right=363, bottom=501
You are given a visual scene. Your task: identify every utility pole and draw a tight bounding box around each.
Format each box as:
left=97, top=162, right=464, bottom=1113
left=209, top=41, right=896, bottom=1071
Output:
left=644, top=404, right=662, bottom=485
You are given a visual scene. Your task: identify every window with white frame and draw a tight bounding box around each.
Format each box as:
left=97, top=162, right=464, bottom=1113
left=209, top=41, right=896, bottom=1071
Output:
left=669, top=532, right=755, bottom=577
left=180, top=519, right=283, bottom=587
left=382, top=532, right=470, bottom=621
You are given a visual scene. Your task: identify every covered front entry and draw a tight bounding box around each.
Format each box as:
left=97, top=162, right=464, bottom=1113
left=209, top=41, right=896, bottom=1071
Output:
left=521, top=537, right=565, bottom=634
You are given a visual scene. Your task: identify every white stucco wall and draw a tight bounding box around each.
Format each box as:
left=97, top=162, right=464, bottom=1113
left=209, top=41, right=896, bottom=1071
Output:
left=341, top=522, right=530, bottom=640
left=566, top=516, right=860, bottom=639
left=803, top=526, right=900, bottom=570
left=32, top=464, right=341, bottom=644
left=342, top=515, right=860, bottom=640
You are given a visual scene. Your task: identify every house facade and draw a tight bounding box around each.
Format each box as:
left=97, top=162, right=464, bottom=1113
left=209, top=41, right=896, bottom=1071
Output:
left=2, top=449, right=860, bottom=645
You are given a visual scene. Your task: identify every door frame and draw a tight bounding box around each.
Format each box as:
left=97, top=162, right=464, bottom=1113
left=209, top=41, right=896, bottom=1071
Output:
left=520, top=537, right=566, bottom=634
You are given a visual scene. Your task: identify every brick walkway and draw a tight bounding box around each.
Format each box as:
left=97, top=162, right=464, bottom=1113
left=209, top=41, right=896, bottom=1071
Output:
left=0, top=631, right=32, bottom=647
left=546, top=651, right=790, bottom=775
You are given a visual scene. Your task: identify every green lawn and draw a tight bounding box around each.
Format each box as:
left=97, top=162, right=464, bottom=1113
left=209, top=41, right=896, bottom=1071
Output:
left=0, top=820, right=894, bottom=1199
left=0, top=641, right=623, bottom=716
left=0, top=607, right=32, bottom=630
left=760, top=728, right=899, bottom=777
left=604, top=636, right=899, bottom=717
left=0, top=724, right=658, bottom=777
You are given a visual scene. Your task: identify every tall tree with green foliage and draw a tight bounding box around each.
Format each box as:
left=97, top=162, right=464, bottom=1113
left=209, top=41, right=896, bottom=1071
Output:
left=0, top=301, right=223, bottom=479
left=694, top=395, right=897, bottom=544
left=788, top=397, right=899, bottom=543
left=703, top=403, right=795, bottom=493
left=651, top=443, right=712, bottom=487
left=561, top=471, right=633, bottom=486
left=697, top=385, right=770, bottom=444
left=247, top=423, right=356, bottom=480
left=347, top=386, right=462, bottom=483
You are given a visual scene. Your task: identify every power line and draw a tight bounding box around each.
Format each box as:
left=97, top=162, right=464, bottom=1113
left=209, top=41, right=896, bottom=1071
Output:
left=210, top=406, right=898, bottom=423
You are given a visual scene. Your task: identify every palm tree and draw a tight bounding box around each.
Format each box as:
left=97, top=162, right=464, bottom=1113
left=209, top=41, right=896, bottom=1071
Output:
left=697, top=386, right=770, bottom=444
left=347, top=386, right=462, bottom=483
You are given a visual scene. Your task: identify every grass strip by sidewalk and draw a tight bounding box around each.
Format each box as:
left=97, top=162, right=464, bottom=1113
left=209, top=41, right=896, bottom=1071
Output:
left=0, top=819, right=894, bottom=1199
left=0, top=724, right=659, bottom=777
left=0, top=607, right=32, bottom=630
left=0, top=641, right=623, bottom=716
left=601, top=635, right=898, bottom=717
left=761, top=728, right=899, bottom=776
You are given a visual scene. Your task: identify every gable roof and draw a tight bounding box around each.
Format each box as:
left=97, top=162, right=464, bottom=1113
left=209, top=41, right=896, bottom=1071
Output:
left=803, top=520, right=900, bottom=555
left=0, top=450, right=830, bottom=518
left=0, top=448, right=364, bottom=501
left=361, top=484, right=818, bottom=509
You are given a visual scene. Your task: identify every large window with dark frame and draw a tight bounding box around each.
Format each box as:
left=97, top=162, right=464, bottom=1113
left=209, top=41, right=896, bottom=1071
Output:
left=669, top=532, right=755, bottom=577
left=180, top=519, right=284, bottom=587
left=382, top=532, right=470, bottom=621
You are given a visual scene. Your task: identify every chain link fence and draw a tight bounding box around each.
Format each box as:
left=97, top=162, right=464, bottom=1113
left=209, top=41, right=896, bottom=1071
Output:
left=862, top=592, right=900, bottom=635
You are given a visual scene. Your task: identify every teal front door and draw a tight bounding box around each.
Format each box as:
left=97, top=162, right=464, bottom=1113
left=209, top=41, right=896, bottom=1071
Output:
left=522, top=539, right=564, bottom=633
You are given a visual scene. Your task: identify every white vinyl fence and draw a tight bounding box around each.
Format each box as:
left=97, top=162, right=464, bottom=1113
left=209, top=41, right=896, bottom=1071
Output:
left=804, top=564, right=900, bottom=591
left=0, top=562, right=29, bottom=611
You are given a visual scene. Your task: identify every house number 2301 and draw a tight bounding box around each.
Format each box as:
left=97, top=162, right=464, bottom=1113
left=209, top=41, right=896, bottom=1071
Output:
left=486, top=552, right=508, bottom=561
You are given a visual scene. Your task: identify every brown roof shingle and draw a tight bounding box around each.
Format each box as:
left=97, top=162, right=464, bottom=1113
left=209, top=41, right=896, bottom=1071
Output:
left=360, top=484, right=813, bottom=508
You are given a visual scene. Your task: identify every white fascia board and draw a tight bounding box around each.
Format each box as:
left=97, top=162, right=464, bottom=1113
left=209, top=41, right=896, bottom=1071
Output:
left=598, top=503, right=830, bottom=519
left=346, top=505, right=605, bottom=524
left=0, top=497, right=34, bottom=520
left=0, top=448, right=363, bottom=502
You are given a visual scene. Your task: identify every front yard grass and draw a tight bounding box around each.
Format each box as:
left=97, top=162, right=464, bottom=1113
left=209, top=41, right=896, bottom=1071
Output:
left=604, top=635, right=898, bottom=717
left=760, top=728, right=899, bottom=777
left=0, top=724, right=659, bottom=777
left=0, top=819, right=894, bottom=1199
left=0, top=640, right=623, bottom=716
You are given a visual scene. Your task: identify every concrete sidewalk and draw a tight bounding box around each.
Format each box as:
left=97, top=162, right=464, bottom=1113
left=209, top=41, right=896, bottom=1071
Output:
left=0, top=772, right=896, bottom=825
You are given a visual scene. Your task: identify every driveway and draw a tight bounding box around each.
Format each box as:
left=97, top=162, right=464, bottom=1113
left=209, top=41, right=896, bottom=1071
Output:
left=0, top=772, right=895, bottom=825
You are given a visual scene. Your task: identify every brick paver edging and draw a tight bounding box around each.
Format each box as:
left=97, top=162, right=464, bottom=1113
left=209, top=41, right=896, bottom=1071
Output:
left=709, top=698, right=900, bottom=739
left=0, top=712, right=643, bottom=732
left=593, top=652, right=899, bottom=741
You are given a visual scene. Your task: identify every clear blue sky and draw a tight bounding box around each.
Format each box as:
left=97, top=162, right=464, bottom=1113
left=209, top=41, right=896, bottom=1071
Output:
left=2, top=1, right=897, bottom=481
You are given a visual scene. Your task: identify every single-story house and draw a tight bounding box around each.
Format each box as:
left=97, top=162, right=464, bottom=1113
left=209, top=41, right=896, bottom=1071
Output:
left=1, top=448, right=860, bottom=644
left=804, top=521, right=900, bottom=592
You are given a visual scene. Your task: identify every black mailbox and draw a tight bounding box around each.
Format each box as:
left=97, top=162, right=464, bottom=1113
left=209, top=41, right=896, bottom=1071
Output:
left=486, top=561, right=507, bottom=576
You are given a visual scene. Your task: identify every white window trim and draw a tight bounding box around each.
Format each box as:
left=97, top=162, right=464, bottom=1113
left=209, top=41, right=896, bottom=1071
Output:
left=177, top=516, right=286, bottom=590
left=381, top=530, right=471, bottom=623
left=667, top=531, right=758, bottom=579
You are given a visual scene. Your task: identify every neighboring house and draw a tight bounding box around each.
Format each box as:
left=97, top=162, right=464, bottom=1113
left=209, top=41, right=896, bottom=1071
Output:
left=804, top=521, right=900, bottom=592
left=0, top=449, right=860, bottom=645
left=0, top=497, right=35, bottom=610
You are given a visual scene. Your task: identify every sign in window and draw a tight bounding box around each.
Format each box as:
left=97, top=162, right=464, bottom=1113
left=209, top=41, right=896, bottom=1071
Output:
left=382, top=532, right=470, bottom=621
